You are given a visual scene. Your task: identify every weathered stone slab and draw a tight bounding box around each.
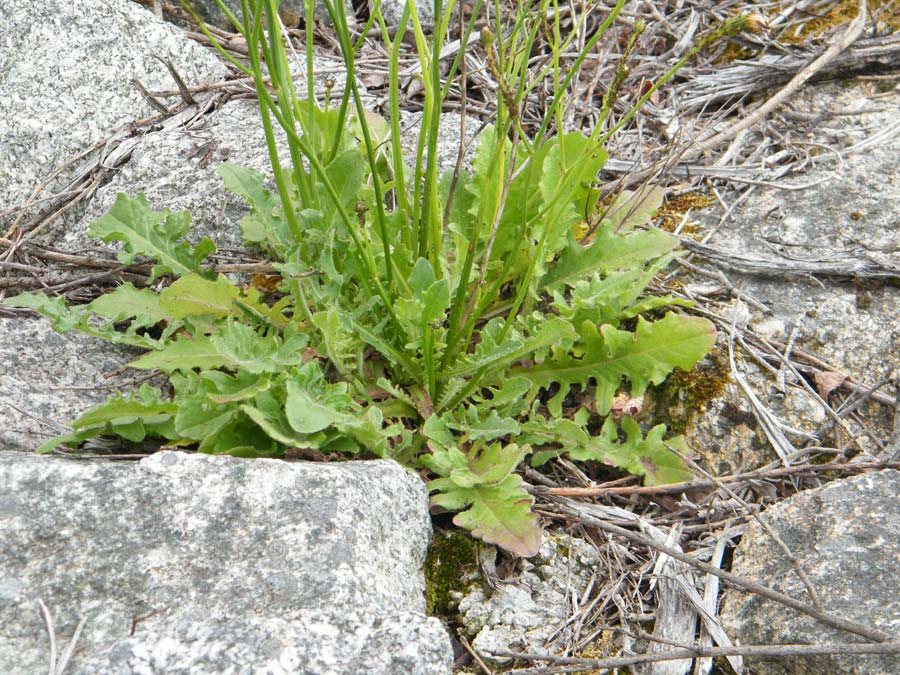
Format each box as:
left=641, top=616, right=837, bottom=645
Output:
left=0, top=451, right=453, bottom=674
left=683, top=83, right=900, bottom=466
left=721, top=470, right=900, bottom=675
left=0, top=0, right=227, bottom=228
left=76, top=612, right=450, bottom=675
left=63, top=98, right=285, bottom=253
left=0, top=318, right=138, bottom=451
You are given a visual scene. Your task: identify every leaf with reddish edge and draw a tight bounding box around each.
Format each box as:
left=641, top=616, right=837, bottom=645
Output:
left=430, top=474, right=542, bottom=557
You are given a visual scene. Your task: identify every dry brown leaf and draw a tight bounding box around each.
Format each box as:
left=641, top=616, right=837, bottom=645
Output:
left=814, top=370, right=848, bottom=398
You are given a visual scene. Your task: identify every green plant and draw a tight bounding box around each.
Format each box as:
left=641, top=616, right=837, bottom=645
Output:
left=5, top=1, right=758, bottom=555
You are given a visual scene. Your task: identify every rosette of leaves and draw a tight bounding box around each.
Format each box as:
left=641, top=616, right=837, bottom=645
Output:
left=4, top=0, right=717, bottom=556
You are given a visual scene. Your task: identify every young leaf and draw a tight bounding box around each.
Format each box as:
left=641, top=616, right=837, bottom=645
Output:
left=2, top=292, right=93, bottom=334
left=540, top=227, right=678, bottom=293
left=311, top=307, right=356, bottom=374
left=36, top=385, right=179, bottom=453
left=551, top=261, right=677, bottom=329
left=203, top=370, right=274, bottom=404
left=219, top=162, right=292, bottom=252
left=210, top=321, right=309, bottom=374
left=285, top=371, right=352, bottom=434
left=422, top=414, right=456, bottom=450
left=88, top=283, right=168, bottom=326
left=336, top=406, right=392, bottom=458
left=196, top=413, right=280, bottom=456
left=425, top=442, right=541, bottom=556
left=88, top=193, right=215, bottom=280
left=3, top=286, right=177, bottom=348
left=444, top=316, right=576, bottom=379
left=601, top=185, right=666, bottom=233
left=438, top=407, right=521, bottom=443
left=241, top=390, right=305, bottom=447
left=536, top=133, right=609, bottom=261
left=70, top=384, right=177, bottom=433
left=430, top=473, right=541, bottom=557
left=175, top=392, right=238, bottom=439
left=396, top=258, right=451, bottom=341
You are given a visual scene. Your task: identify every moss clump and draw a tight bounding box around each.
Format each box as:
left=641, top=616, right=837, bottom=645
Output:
left=555, top=541, right=572, bottom=558
left=778, top=0, right=900, bottom=43
left=656, top=192, right=714, bottom=235
left=649, top=347, right=730, bottom=435
left=716, top=41, right=756, bottom=65
left=424, top=529, right=480, bottom=616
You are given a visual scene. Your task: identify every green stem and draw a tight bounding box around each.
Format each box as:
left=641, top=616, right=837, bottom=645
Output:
left=376, top=1, right=414, bottom=249
left=261, top=1, right=316, bottom=210
left=242, top=3, right=304, bottom=243
left=531, top=0, right=626, bottom=148
left=252, top=88, right=401, bottom=330
left=305, top=0, right=316, bottom=137
left=323, top=0, right=394, bottom=287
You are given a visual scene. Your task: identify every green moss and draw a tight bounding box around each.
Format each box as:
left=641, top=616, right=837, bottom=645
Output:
left=656, top=192, right=714, bottom=235
left=649, top=347, right=730, bottom=435
left=555, top=541, right=571, bottom=558
left=777, top=0, right=900, bottom=43
left=424, top=529, right=480, bottom=616
left=716, top=41, right=756, bottom=65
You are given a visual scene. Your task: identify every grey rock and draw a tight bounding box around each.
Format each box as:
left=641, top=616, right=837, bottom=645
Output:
left=720, top=470, right=900, bottom=675
left=0, top=0, right=227, bottom=228
left=0, top=450, right=453, bottom=674
left=64, top=50, right=368, bottom=253
left=458, top=535, right=600, bottom=665
left=64, top=98, right=284, bottom=253
left=701, top=85, right=900, bottom=383
left=72, top=612, right=451, bottom=675
left=400, top=110, right=482, bottom=180
left=0, top=318, right=138, bottom=451
left=683, top=83, right=900, bottom=464
left=373, top=0, right=435, bottom=31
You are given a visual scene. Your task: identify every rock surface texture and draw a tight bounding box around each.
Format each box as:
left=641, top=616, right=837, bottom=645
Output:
left=721, top=470, right=900, bottom=675
left=458, top=535, right=600, bottom=666
left=61, top=61, right=373, bottom=254
left=0, top=451, right=452, bottom=674
left=372, top=0, right=435, bottom=31
left=3, top=0, right=899, bottom=672
left=683, top=83, right=900, bottom=470
left=0, top=318, right=140, bottom=451
left=0, top=0, right=226, bottom=226
left=702, top=84, right=900, bottom=383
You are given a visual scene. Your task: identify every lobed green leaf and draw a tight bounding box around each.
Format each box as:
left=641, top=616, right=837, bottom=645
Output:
left=513, top=313, right=716, bottom=416
left=88, top=193, right=215, bottom=281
